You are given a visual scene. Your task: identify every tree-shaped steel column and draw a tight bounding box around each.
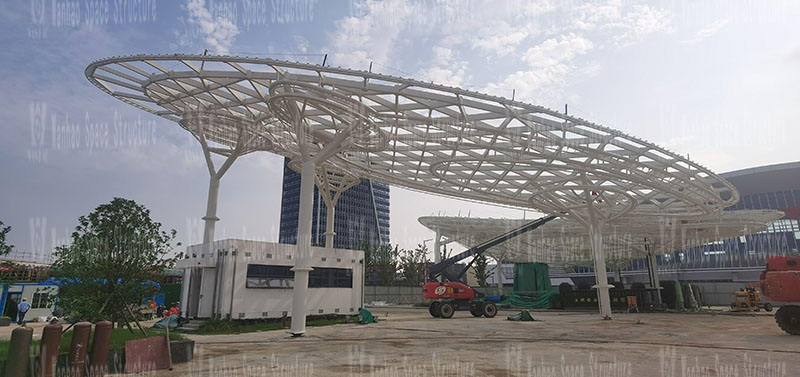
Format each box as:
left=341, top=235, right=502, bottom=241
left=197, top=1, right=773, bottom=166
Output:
left=177, top=110, right=273, bottom=318
left=287, top=158, right=361, bottom=249
left=268, top=80, right=385, bottom=335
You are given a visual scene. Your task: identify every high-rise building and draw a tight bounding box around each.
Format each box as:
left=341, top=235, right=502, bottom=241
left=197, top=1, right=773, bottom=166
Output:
left=279, top=157, right=390, bottom=250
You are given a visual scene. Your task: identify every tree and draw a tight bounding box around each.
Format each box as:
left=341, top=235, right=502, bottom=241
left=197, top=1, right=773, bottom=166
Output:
left=399, top=244, right=429, bottom=286
left=489, top=249, right=512, bottom=296
left=358, top=241, right=400, bottom=286
left=0, top=220, right=13, bottom=256
left=53, top=198, right=180, bottom=328
left=440, top=245, right=452, bottom=260
left=471, top=254, right=491, bottom=287
left=0, top=220, right=14, bottom=284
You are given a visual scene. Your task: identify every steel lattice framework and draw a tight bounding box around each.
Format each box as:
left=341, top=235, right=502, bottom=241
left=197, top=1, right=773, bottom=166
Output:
left=86, top=54, right=743, bottom=323
left=419, top=210, right=784, bottom=267
left=85, top=54, right=738, bottom=217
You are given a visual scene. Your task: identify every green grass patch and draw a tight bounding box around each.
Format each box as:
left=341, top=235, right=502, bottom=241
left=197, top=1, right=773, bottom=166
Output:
left=0, top=325, right=186, bottom=360
left=195, top=316, right=347, bottom=335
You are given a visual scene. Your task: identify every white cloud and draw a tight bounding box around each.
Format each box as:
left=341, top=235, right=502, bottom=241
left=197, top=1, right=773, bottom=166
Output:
left=484, top=33, right=593, bottom=103
left=417, top=46, right=469, bottom=87
left=292, top=35, right=309, bottom=54
left=681, top=19, right=729, bottom=44
left=180, top=0, right=240, bottom=55
left=470, top=21, right=532, bottom=57
left=522, top=33, right=593, bottom=68
left=478, top=1, right=670, bottom=103
left=326, top=0, right=417, bottom=69
left=572, top=0, right=671, bottom=47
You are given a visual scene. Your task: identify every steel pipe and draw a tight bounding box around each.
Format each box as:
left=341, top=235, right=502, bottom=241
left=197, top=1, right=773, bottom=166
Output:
left=290, top=160, right=316, bottom=336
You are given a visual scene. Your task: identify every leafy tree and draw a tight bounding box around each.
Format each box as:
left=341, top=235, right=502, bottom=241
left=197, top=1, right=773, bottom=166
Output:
left=53, top=198, right=180, bottom=327
left=0, top=220, right=14, bottom=284
left=358, top=241, right=399, bottom=286
left=0, top=220, right=12, bottom=256
left=399, top=244, right=429, bottom=286
left=471, top=253, right=491, bottom=287
left=440, top=245, right=452, bottom=260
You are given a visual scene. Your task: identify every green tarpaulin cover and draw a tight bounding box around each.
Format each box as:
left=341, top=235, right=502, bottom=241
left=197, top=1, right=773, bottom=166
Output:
left=512, top=263, right=551, bottom=292
left=152, top=314, right=178, bottom=329
left=498, top=291, right=557, bottom=308
left=507, top=310, right=536, bottom=321
left=358, top=308, right=377, bottom=324
left=498, top=262, right=556, bottom=308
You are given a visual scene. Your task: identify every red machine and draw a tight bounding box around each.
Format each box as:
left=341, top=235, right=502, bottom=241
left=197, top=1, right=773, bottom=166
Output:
left=423, top=215, right=557, bottom=319
left=759, top=256, right=800, bottom=335
left=423, top=281, right=496, bottom=319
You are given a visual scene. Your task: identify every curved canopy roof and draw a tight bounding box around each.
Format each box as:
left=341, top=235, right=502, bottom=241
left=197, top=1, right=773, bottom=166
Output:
left=86, top=54, right=738, bottom=221
left=419, top=210, right=784, bottom=266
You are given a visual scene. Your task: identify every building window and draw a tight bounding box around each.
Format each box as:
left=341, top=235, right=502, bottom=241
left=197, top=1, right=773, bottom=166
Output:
left=309, top=268, right=353, bottom=288
left=31, top=291, right=51, bottom=309
left=246, top=265, right=294, bottom=288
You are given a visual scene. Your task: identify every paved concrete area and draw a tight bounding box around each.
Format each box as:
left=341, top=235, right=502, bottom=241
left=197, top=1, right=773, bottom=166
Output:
left=146, top=307, right=796, bottom=377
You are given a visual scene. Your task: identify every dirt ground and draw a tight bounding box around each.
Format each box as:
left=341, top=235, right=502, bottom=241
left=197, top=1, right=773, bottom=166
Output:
left=134, top=307, right=797, bottom=377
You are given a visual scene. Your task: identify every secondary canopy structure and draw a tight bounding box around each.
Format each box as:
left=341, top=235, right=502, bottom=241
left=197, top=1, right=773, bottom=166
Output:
left=419, top=210, right=784, bottom=298
left=86, top=54, right=739, bottom=326
left=420, top=210, right=784, bottom=266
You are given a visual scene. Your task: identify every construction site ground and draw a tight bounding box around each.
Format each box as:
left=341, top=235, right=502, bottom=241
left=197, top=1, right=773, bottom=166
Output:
left=139, top=306, right=796, bottom=377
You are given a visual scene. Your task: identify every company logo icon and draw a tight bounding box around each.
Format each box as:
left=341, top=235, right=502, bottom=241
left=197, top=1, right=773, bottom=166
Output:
left=29, top=216, right=47, bottom=254
left=434, top=286, right=447, bottom=296
left=30, top=0, right=46, bottom=24
left=30, top=102, right=47, bottom=147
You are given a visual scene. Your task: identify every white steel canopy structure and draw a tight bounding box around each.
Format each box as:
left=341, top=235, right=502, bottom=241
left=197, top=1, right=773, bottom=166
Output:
left=419, top=210, right=784, bottom=267
left=87, top=54, right=740, bottom=325
left=420, top=210, right=783, bottom=307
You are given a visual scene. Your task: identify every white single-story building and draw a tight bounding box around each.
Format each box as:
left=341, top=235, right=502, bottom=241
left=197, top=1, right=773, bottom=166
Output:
left=178, top=239, right=364, bottom=319
left=1, top=282, right=59, bottom=322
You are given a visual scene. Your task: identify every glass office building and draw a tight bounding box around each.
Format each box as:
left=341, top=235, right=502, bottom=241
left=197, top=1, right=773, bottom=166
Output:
left=278, top=157, right=390, bottom=250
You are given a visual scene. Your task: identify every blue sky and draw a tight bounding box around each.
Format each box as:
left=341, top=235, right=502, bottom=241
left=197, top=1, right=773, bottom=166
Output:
left=1, top=0, right=798, bottom=259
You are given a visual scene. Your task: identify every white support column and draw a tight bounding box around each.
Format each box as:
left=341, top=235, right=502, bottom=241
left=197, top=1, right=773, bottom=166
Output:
left=183, top=169, right=221, bottom=318
left=290, top=160, right=316, bottom=336
left=179, top=268, right=191, bottom=316
left=433, top=230, right=442, bottom=282
left=183, top=121, right=245, bottom=318
left=433, top=230, right=441, bottom=264
left=202, top=176, right=221, bottom=246
left=589, top=223, right=613, bottom=319
left=324, top=202, right=336, bottom=249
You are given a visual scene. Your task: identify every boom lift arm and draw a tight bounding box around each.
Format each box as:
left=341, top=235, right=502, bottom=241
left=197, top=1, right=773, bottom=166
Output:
left=427, top=215, right=558, bottom=282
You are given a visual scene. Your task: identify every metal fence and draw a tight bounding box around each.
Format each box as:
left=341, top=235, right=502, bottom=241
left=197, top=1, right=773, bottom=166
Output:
left=364, top=285, right=425, bottom=305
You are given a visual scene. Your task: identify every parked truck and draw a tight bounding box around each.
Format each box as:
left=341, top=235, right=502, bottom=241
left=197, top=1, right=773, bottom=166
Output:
left=759, top=256, right=800, bottom=335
